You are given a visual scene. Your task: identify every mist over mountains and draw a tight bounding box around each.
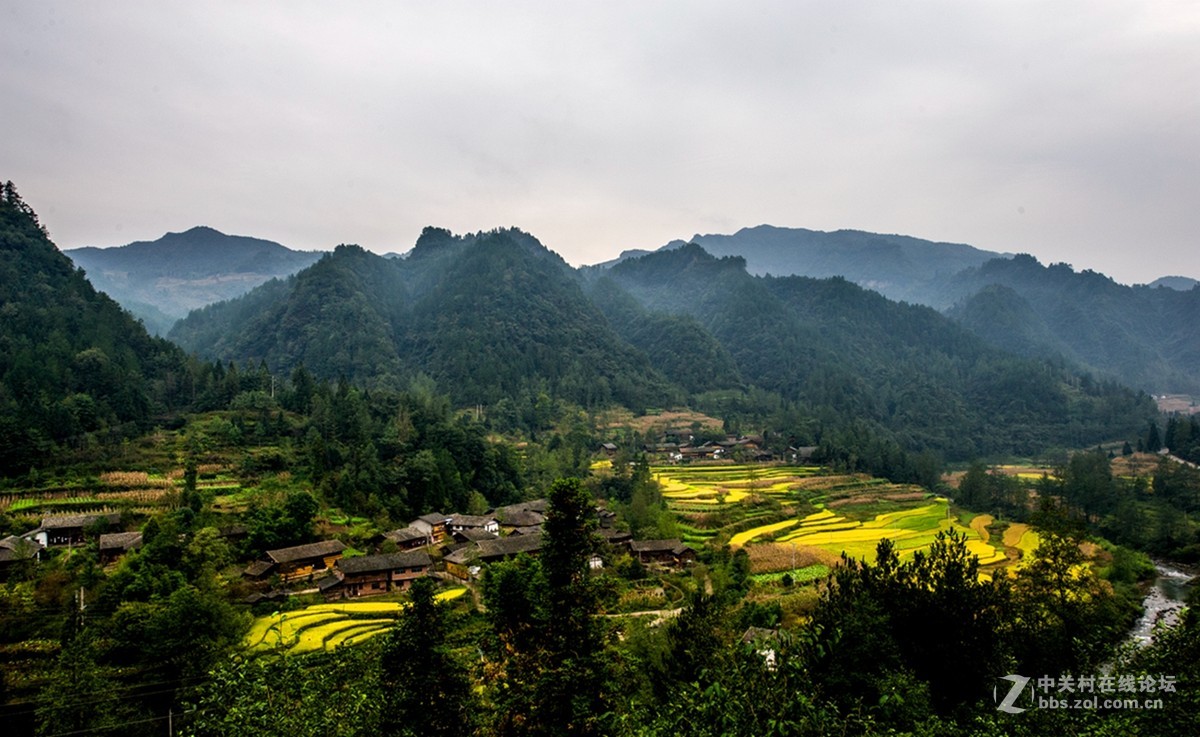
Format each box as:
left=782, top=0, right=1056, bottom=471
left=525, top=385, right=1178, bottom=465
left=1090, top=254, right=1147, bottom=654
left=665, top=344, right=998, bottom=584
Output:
left=165, top=226, right=1156, bottom=462
left=52, top=216, right=1200, bottom=401
left=65, top=227, right=322, bottom=334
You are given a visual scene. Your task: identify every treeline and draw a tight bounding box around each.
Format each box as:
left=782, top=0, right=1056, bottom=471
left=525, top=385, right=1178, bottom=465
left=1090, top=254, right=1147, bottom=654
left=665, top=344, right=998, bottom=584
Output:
left=957, top=448, right=1200, bottom=560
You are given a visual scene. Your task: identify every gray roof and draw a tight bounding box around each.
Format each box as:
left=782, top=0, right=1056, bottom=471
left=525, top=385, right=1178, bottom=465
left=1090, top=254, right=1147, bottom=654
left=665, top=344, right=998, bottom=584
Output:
left=630, top=539, right=689, bottom=555
left=98, top=532, right=143, bottom=551
left=453, top=528, right=499, bottom=542
left=243, top=560, right=275, bottom=577
left=318, top=572, right=345, bottom=592
left=0, top=535, right=41, bottom=563
left=267, top=539, right=346, bottom=564
left=337, top=551, right=432, bottom=574
left=417, top=512, right=449, bottom=525
left=39, top=513, right=120, bottom=531
left=476, top=532, right=543, bottom=560
left=496, top=509, right=544, bottom=527
left=383, top=526, right=427, bottom=543
left=449, top=513, right=497, bottom=528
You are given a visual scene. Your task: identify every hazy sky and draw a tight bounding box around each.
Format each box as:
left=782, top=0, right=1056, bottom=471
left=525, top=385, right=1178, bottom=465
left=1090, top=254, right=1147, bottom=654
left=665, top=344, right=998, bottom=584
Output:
left=4, top=2, right=1199, bottom=283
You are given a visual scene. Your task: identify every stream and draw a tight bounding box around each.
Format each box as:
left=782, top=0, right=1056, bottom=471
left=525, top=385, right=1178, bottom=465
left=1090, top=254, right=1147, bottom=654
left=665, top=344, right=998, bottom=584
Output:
left=1129, top=561, right=1194, bottom=646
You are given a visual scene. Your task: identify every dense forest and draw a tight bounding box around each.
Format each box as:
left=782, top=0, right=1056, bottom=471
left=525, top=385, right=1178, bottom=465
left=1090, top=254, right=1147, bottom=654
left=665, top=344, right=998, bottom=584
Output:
left=0, top=184, right=193, bottom=476
left=943, top=254, right=1200, bottom=394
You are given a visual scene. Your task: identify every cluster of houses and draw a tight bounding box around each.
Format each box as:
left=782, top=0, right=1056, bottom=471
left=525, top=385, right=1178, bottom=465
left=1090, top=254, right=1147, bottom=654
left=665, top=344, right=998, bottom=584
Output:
left=241, top=498, right=697, bottom=601
left=3, top=503, right=699, bottom=604
left=0, top=512, right=149, bottom=576
left=618, top=432, right=816, bottom=464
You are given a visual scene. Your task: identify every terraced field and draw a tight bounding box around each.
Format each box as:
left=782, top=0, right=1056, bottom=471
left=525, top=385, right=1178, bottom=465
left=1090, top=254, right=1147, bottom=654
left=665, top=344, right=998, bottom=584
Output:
left=656, top=464, right=1015, bottom=569
left=244, top=587, right=468, bottom=654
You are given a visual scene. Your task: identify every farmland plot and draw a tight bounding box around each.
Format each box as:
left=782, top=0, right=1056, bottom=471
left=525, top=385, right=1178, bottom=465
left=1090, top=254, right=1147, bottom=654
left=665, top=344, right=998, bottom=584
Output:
left=245, top=587, right=467, bottom=653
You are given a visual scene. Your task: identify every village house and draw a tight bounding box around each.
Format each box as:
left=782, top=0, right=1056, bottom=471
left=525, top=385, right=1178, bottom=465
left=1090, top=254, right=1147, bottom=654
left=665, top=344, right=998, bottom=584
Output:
left=0, top=535, right=42, bottom=575
left=382, top=526, right=429, bottom=550
left=244, top=539, right=347, bottom=582
left=325, top=550, right=433, bottom=598
left=493, top=501, right=546, bottom=532
left=410, top=512, right=451, bottom=546
left=31, top=513, right=121, bottom=548
left=445, top=532, right=544, bottom=581
left=598, top=527, right=633, bottom=547
left=450, top=527, right=499, bottom=545
left=98, top=531, right=143, bottom=564
left=448, top=513, right=499, bottom=535
left=630, top=539, right=697, bottom=568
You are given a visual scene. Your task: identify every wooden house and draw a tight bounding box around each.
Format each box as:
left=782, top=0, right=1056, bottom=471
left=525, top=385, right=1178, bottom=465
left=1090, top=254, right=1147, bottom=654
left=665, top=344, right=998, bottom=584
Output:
left=0, top=535, right=42, bottom=575
left=448, top=513, right=499, bottom=535
left=98, top=532, right=143, bottom=564
left=261, top=540, right=347, bottom=582
left=383, top=526, right=429, bottom=550
left=410, top=512, right=451, bottom=546
left=32, top=513, right=120, bottom=548
left=494, top=504, right=545, bottom=532
left=630, top=539, right=696, bottom=567
left=329, top=550, right=433, bottom=598
left=445, top=532, right=544, bottom=580
left=598, top=527, right=633, bottom=547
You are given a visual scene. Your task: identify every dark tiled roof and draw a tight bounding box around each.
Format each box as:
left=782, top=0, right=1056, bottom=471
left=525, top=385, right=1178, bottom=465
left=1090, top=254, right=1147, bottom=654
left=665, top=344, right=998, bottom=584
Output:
left=454, top=528, right=499, bottom=542
left=337, top=551, right=432, bottom=574
left=630, top=539, right=688, bottom=554
left=384, top=526, right=426, bottom=543
left=318, top=572, right=345, bottom=592
left=417, top=512, right=449, bottom=526
left=39, top=513, right=120, bottom=530
left=98, top=532, right=143, bottom=551
left=477, top=532, right=543, bottom=560
left=598, top=527, right=632, bottom=542
left=496, top=509, right=544, bottom=527
left=267, top=539, right=346, bottom=564
left=243, top=560, right=275, bottom=577
left=449, top=514, right=497, bottom=528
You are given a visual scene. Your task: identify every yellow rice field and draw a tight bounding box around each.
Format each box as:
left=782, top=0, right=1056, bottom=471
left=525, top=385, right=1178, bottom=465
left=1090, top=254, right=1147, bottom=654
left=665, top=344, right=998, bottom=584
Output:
left=245, top=587, right=468, bottom=653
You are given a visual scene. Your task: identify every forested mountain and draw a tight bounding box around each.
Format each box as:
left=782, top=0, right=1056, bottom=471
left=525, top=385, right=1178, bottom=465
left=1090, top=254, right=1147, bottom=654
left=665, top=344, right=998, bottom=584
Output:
left=66, top=226, right=323, bottom=334
left=173, top=226, right=1155, bottom=463
left=0, top=182, right=192, bottom=475
left=943, top=254, right=1200, bottom=394
left=612, top=226, right=1200, bottom=396
left=171, top=228, right=680, bottom=412
left=627, top=225, right=1007, bottom=304
left=600, top=244, right=1156, bottom=459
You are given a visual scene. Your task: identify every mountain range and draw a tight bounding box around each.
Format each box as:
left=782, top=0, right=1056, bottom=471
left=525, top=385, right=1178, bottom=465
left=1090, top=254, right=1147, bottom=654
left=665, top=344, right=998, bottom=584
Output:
left=55, top=220, right=1200, bottom=398
left=168, top=226, right=1156, bottom=461
left=65, top=227, right=322, bottom=335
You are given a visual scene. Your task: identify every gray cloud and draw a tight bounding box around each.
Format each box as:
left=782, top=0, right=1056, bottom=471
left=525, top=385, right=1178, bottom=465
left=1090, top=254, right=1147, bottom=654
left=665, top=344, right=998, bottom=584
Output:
left=3, top=1, right=1197, bottom=283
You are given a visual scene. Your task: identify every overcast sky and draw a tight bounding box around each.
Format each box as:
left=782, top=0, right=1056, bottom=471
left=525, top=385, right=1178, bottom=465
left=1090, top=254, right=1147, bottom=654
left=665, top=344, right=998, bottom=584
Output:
left=4, top=2, right=1198, bottom=284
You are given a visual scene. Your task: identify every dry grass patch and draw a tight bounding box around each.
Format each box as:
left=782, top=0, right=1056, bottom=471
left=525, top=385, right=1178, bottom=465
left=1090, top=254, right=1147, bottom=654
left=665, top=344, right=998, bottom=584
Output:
left=747, top=543, right=840, bottom=574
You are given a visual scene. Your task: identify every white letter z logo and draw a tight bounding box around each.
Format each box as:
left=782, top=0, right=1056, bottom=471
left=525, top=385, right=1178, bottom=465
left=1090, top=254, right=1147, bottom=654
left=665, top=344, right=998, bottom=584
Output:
left=995, top=674, right=1030, bottom=714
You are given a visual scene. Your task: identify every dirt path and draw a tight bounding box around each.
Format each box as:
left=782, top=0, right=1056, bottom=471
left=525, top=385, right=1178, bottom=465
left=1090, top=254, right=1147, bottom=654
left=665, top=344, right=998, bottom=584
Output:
left=603, top=608, right=682, bottom=627
left=969, top=514, right=993, bottom=543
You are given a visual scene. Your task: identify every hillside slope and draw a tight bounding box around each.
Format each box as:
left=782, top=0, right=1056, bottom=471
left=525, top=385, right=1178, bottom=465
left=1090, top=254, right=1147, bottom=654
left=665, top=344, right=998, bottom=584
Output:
left=67, top=227, right=323, bottom=333
left=0, top=182, right=191, bottom=475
